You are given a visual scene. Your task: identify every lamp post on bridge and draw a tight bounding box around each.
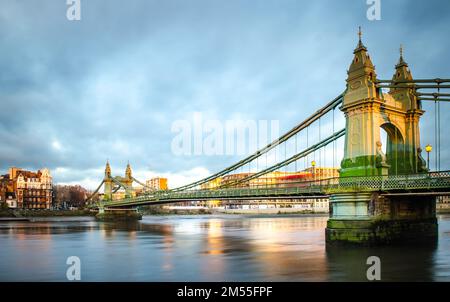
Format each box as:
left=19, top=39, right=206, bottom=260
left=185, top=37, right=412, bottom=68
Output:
left=425, top=144, right=432, bottom=171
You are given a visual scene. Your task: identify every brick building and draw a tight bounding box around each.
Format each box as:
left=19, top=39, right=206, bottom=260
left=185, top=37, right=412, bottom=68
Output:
left=0, top=167, right=53, bottom=209
left=145, top=177, right=168, bottom=192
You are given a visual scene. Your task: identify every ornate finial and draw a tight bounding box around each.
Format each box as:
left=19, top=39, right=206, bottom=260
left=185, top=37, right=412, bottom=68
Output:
left=125, top=160, right=132, bottom=178
left=397, top=44, right=407, bottom=67
left=354, top=26, right=367, bottom=52
left=105, top=159, right=111, bottom=176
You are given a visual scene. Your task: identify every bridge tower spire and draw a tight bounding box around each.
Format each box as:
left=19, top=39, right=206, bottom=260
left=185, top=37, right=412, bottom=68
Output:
left=391, top=44, right=413, bottom=87
left=125, top=161, right=132, bottom=180
left=103, top=160, right=113, bottom=201
left=389, top=45, right=427, bottom=173
left=105, top=160, right=111, bottom=178
left=124, top=161, right=133, bottom=198
left=340, top=27, right=381, bottom=177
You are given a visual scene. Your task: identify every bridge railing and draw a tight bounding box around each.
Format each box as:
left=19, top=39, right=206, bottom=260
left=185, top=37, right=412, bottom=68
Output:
left=102, top=171, right=450, bottom=207
left=331, top=171, right=450, bottom=192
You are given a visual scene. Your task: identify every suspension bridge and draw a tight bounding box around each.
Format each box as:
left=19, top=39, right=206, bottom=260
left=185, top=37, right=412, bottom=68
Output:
left=87, top=30, right=450, bottom=245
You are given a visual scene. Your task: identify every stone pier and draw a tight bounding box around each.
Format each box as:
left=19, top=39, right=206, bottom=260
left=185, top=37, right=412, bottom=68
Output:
left=326, top=192, right=437, bottom=245
left=96, top=207, right=142, bottom=221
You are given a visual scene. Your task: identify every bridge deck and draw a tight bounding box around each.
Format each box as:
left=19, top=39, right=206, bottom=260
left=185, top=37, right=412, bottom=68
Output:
left=98, top=171, right=450, bottom=208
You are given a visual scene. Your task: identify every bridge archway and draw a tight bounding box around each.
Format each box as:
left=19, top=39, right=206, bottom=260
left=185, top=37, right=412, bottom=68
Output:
left=380, top=122, right=404, bottom=175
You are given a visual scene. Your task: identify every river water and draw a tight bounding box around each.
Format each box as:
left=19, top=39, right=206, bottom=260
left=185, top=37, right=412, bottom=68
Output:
left=0, top=214, right=449, bottom=282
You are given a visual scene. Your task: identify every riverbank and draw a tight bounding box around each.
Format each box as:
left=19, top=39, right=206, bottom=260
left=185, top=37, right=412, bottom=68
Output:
left=0, top=209, right=96, bottom=218
left=0, top=217, right=30, bottom=221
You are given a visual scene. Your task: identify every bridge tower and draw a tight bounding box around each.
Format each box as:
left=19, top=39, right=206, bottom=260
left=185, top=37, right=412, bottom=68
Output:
left=95, top=161, right=142, bottom=221
left=124, top=162, right=133, bottom=198
left=326, top=30, right=437, bottom=245
left=339, top=30, right=427, bottom=178
left=103, top=160, right=113, bottom=201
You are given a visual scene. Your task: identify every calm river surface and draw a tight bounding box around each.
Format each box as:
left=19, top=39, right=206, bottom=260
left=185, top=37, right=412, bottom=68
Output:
left=1, top=214, right=450, bottom=282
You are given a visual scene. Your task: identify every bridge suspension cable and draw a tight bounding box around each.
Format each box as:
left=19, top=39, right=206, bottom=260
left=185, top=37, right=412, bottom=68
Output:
left=131, top=177, right=155, bottom=192
left=85, top=180, right=105, bottom=202
left=376, top=84, right=450, bottom=89
left=219, top=128, right=346, bottom=189
left=110, top=177, right=132, bottom=191
left=168, top=93, right=344, bottom=192
left=376, top=78, right=450, bottom=90
left=376, top=78, right=450, bottom=84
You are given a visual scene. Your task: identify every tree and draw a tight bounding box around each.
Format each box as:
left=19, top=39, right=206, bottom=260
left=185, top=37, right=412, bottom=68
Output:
left=1, top=201, right=9, bottom=210
left=53, top=185, right=89, bottom=209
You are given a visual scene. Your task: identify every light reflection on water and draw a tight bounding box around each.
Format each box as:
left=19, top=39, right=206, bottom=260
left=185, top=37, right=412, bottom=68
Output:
left=0, top=214, right=449, bottom=281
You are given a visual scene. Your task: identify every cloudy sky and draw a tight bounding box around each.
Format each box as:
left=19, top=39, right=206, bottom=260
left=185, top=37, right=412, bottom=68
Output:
left=1, top=0, right=449, bottom=189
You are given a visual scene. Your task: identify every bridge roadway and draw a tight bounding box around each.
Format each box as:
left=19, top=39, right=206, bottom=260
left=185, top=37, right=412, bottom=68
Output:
left=100, top=171, right=450, bottom=208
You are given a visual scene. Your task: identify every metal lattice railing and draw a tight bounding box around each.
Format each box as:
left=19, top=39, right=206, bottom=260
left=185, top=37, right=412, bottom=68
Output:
left=101, top=171, right=450, bottom=208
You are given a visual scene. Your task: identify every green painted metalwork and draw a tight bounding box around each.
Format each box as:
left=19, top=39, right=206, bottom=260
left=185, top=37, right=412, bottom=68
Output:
left=168, top=93, right=344, bottom=193
left=102, top=171, right=450, bottom=208
left=220, top=128, right=346, bottom=189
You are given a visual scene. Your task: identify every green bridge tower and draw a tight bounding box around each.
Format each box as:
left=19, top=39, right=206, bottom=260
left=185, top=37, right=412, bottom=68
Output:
left=326, top=31, right=436, bottom=245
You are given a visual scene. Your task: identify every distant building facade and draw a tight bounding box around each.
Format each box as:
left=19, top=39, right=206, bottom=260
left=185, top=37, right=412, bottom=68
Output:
left=200, top=177, right=222, bottom=190
left=200, top=168, right=339, bottom=190
left=221, top=173, right=253, bottom=188
left=195, top=167, right=339, bottom=212
left=304, top=167, right=340, bottom=181
left=0, top=167, right=53, bottom=209
left=145, top=177, right=168, bottom=192
left=437, top=196, right=450, bottom=212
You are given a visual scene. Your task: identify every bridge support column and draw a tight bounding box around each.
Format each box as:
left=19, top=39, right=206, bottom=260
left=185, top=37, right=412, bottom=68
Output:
left=326, top=192, right=437, bottom=245
left=96, top=207, right=142, bottom=221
